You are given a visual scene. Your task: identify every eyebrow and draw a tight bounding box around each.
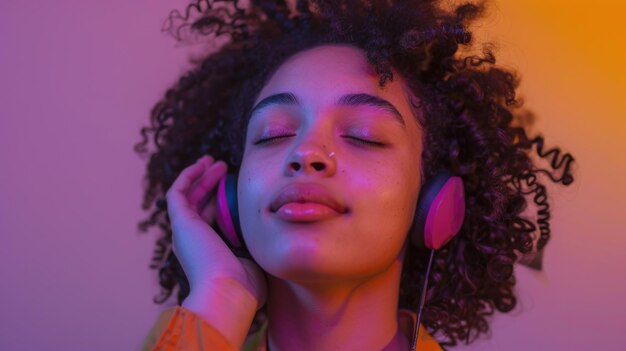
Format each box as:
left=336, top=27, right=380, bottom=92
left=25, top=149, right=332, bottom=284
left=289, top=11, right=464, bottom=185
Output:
left=248, top=92, right=406, bottom=127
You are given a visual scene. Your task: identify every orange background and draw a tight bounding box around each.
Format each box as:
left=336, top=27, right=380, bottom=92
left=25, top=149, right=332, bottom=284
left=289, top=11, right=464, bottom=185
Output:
left=454, top=1, right=626, bottom=349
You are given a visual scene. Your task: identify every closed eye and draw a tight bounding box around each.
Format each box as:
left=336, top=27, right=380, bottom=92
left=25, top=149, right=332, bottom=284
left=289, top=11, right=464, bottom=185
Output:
left=253, top=134, right=385, bottom=147
left=343, top=136, right=385, bottom=147
left=253, top=134, right=295, bottom=145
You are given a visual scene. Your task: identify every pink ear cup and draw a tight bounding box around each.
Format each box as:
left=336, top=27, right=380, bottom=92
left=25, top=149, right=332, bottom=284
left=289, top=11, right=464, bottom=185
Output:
left=423, top=176, right=465, bottom=250
left=216, top=176, right=243, bottom=249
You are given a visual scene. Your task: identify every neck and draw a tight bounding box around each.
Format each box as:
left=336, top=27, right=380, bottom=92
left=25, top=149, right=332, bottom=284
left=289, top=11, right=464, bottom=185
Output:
left=265, top=259, right=410, bottom=351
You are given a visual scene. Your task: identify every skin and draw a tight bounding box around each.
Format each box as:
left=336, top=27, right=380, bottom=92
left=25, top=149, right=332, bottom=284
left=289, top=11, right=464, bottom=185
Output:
left=237, top=44, right=425, bottom=350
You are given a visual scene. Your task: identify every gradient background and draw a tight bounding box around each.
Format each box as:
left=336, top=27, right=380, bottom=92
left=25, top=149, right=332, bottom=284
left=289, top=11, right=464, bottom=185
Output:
left=1, top=1, right=624, bottom=350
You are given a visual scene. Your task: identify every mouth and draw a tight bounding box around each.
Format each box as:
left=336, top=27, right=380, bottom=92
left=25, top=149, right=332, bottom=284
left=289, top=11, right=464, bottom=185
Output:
left=270, top=183, right=348, bottom=222
left=273, top=202, right=346, bottom=222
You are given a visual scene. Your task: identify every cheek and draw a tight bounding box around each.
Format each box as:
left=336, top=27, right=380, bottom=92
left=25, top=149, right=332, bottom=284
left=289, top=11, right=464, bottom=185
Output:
left=350, top=165, right=419, bottom=246
left=237, top=154, right=284, bottom=261
left=237, top=156, right=264, bottom=233
left=237, top=160, right=267, bottom=222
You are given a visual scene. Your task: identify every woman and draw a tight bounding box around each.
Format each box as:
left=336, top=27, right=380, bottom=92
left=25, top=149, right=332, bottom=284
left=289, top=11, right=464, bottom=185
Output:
left=135, top=1, right=576, bottom=350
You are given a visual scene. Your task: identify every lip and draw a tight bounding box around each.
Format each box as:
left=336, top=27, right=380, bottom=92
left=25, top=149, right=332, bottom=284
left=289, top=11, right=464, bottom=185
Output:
left=270, top=183, right=348, bottom=217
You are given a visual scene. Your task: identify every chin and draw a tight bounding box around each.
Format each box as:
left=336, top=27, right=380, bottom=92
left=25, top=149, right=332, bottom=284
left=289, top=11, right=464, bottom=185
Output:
left=260, top=244, right=391, bottom=285
left=256, top=243, right=344, bottom=281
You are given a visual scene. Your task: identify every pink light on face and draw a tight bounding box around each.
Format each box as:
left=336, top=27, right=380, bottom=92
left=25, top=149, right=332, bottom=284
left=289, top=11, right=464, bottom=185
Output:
left=237, top=44, right=423, bottom=281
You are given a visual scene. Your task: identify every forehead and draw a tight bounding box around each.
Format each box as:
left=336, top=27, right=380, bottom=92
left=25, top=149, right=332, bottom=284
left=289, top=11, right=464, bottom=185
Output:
left=254, top=44, right=412, bottom=112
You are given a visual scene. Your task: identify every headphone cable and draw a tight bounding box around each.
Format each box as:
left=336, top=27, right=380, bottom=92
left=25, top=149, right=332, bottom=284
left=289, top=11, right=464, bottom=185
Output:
left=410, top=248, right=436, bottom=351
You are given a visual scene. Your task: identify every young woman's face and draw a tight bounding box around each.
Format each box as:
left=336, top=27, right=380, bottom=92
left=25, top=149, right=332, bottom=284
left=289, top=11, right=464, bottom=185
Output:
left=238, top=44, right=423, bottom=283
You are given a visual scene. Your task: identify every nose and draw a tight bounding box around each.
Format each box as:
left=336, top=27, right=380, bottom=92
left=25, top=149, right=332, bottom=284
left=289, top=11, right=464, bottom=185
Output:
left=284, top=140, right=337, bottom=177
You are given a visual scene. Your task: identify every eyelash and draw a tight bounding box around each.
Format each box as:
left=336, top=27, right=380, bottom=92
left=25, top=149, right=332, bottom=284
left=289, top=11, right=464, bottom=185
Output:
left=254, top=134, right=385, bottom=147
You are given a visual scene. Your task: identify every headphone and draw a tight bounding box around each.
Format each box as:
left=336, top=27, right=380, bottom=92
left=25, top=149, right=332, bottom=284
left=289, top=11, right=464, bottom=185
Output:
left=214, top=169, right=466, bottom=257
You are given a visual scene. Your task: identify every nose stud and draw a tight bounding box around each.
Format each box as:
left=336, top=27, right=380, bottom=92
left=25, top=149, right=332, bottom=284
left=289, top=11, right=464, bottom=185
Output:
left=328, top=151, right=335, bottom=158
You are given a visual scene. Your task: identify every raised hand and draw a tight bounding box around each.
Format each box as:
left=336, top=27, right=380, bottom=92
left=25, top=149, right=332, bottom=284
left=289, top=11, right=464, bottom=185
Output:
left=165, top=155, right=267, bottom=347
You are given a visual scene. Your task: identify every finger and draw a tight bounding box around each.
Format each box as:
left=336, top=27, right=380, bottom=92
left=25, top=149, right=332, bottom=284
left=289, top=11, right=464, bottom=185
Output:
left=166, top=156, right=211, bottom=212
left=187, top=160, right=228, bottom=212
left=199, top=194, right=218, bottom=225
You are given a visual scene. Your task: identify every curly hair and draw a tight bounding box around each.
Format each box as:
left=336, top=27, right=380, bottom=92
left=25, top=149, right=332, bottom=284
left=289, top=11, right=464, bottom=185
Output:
left=134, top=0, right=576, bottom=347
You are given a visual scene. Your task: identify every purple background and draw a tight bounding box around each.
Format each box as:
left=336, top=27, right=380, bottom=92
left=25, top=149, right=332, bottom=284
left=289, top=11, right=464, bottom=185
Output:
left=1, top=1, right=624, bottom=350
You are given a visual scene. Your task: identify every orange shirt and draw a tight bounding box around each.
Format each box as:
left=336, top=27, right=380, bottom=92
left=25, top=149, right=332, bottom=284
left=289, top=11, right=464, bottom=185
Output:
left=142, top=306, right=443, bottom=351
